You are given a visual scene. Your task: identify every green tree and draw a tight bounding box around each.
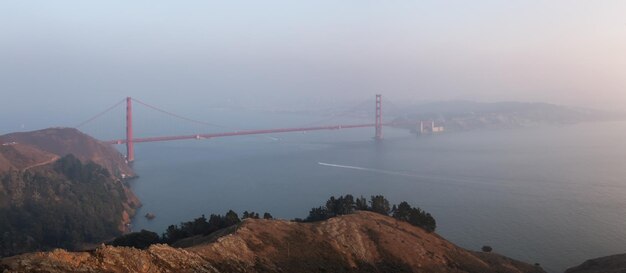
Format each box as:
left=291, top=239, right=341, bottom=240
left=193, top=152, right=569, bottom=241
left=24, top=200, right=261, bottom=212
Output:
left=355, top=196, right=368, bottom=210
left=370, top=195, right=391, bottom=215
left=392, top=201, right=412, bottom=221
left=207, top=214, right=224, bottom=233
left=306, top=206, right=329, bottom=222
left=243, top=211, right=259, bottom=219
left=391, top=202, right=437, bottom=233
left=163, top=224, right=188, bottom=244
left=325, top=195, right=355, bottom=216
left=337, top=194, right=355, bottom=215
left=325, top=196, right=337, bottom=216
left=224, top=210, right=240, bottom=226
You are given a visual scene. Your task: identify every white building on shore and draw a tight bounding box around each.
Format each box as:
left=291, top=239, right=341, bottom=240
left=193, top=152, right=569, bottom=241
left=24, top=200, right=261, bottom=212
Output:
left=417, top=121, right=444, bottom=134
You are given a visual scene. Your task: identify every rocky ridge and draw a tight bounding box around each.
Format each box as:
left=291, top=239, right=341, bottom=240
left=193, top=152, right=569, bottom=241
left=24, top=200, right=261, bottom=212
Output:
left=1, top=211, right=546, bottom=273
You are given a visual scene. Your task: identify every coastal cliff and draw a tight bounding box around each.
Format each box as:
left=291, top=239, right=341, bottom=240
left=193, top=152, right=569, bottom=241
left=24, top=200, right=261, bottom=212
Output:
left=0, top=128, right=140, bottom=257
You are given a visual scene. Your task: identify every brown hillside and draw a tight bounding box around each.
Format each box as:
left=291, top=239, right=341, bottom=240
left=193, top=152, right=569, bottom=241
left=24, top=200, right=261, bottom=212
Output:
left=565, top=253, right=626, bottom=273
left=0, top=143, right=58, bottom=172
left=0, top=211, right=546, bottom=273
left=0, top=153, right=13, bottom=173
left=0, top=128, right=133, bottom=177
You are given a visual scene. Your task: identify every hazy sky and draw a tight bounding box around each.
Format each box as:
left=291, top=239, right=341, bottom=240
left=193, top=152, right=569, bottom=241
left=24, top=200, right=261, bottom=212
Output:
left=1, top=1, right=626, bottom=118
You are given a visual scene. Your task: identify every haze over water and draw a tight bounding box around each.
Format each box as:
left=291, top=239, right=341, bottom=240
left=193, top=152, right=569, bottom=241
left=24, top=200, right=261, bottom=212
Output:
left=116, top=109, right=626, bottom=273
left=3, top=2, right=626, bottom=272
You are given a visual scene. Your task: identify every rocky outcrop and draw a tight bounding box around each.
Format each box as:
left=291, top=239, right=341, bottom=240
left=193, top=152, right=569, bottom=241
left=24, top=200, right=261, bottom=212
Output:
left=1, top=211, right=546, bottom=273
left=565, top=254, right=626, bottom=273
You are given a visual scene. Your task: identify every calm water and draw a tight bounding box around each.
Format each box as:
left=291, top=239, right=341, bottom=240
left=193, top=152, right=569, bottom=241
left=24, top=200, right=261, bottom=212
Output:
left=126, top=118, right=626, bottom=273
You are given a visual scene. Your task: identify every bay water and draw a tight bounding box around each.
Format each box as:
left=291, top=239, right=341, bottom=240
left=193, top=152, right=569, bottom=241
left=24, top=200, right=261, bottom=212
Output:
left=125, top=115, right=626, bottom=273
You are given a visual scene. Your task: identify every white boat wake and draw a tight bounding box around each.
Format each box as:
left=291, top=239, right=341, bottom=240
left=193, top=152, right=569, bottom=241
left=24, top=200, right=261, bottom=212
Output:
left=317, top=162, right=420, bottom=178
left=317, top=162, right=501, bottom=188
left=317, top=162, right=559, bottom=199
left=264, top=136, right=280, bottom=141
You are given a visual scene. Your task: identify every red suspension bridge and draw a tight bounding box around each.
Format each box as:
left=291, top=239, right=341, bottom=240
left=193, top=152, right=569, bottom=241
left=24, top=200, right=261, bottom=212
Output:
left=80, top=95, right=394, bottom=162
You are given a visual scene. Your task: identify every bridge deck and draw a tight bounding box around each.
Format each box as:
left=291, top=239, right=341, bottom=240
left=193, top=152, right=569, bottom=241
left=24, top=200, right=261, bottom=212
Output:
left=105, top=123, right=397, bottom=144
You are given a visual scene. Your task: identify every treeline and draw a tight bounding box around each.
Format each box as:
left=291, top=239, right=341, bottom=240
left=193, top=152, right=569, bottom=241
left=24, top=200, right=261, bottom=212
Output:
left=300, top=194, right=436, bottom=232
left=111, top=210, right=272, bottom=249
left=111, top=194, right=436, bottom=250
left=162, top=210, right=241, bottom=244
left=0, top=155, right=127, bottom=257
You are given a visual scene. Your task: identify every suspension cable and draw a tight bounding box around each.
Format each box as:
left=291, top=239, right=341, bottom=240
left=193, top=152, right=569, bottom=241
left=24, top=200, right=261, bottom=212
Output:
left=300, top=99, right=372, bottom=127
left=381, top=97, right=404, bottom=115
left=131, top=98, right=232, bottom=129
left=75, top=98, right=126, bottom=128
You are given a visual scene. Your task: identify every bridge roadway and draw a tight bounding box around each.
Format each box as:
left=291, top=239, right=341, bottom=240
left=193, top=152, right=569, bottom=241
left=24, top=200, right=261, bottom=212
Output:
left=104, top=122, right=397, bottom=144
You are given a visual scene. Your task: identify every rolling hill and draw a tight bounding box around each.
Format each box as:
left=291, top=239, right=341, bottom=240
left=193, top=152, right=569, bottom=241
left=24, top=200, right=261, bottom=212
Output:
left=1, top=211, right=546, bottom=273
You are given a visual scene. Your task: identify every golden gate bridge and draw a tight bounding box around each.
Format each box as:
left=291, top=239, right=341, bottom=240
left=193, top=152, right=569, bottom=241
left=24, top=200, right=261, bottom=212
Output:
left=78, top=95, right=394, bottom=162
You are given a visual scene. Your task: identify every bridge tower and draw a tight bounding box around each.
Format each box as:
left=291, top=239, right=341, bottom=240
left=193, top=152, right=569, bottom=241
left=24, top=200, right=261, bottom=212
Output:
left=375, top=94, right=382, bottom=140
left=126, top=97, right=135, bottom=162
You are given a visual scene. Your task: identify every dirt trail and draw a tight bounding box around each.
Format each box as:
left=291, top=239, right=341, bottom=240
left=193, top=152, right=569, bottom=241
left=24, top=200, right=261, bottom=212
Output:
left=22, top=155, right=59, bottom=171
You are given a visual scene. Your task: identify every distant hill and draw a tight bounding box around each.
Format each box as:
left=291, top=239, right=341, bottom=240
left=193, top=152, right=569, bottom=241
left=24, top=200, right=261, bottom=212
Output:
left=0, top=128, right=133, bottom=178
left=565, top=254, right=626, bottom=273
left=0, top=211, right=546, bottom=273
left=0, top=128, right=140, bottom=257
left=392, top=101, right=620, bottom=131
